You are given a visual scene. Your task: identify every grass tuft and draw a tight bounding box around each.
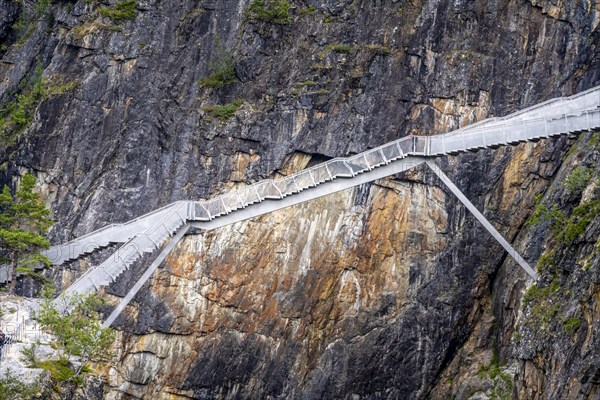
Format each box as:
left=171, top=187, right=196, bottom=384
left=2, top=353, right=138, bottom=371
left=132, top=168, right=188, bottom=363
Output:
left=100, top=0, right=138, bottom=23
left=200, top=99, right=244, bottom=120
left=247, top=0, right=291, bottom=25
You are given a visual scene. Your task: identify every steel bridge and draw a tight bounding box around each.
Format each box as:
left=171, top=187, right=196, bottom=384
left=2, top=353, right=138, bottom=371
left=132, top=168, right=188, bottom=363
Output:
left=1, top=86, right=599, bottom=327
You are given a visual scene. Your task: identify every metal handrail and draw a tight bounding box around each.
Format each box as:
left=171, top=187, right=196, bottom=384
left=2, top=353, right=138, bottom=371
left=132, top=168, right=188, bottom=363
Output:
left=38, top=99, right=600, bottom=284
left=454, top=86, right=600, bottom=134
left=51, top=99, right=600, bottom=299
left=43, top=202, right=179, bottom=262
left=62, top=202, right=190, bottom=296
left=188, top=108, right=599, bottom=220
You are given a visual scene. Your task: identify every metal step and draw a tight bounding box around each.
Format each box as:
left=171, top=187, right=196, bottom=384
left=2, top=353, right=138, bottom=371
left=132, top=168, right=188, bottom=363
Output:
left=42, top=87, right=599, bottom=301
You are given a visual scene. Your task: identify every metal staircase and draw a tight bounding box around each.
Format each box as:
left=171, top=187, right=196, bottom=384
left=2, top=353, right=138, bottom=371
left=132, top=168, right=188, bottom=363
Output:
left=44, top=204, right=175, bottom=266
left=1, top=86, right=599, bottom=318
left=444, top=85, right=600, bottom=141
left=61, top=202, right=192, bottom=297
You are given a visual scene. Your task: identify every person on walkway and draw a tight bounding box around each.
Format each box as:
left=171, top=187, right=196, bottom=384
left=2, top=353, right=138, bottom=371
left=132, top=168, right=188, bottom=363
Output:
left=0, top=329, right=5, bottom=360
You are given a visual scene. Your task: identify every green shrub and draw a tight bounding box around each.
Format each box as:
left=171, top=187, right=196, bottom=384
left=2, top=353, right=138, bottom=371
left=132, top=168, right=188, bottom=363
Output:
left=9, top=0, right=54, bottom=44
left=0, top=369, right=40, bottom=400
left=12, top=10, right=30, bottom=39
left=0, top=64, right=45, bottom=147
left=562, top=317, right=581, bottom=334
left=100, top=0, right=138, bottom=23
left=563, top=166, right=594, bottom=196
left=248, top=0, right=291, bottom=24
left=319, top=43, right=352, bottom=59
left=19, top=343, right=39, bottom=367
left=37, top=358, right=79, bottom=383
left=199, top=42, right=236, bottom=89
left=201, top=99, right=244, bottom=120
left=35, top=288, right=115, bottom=382
left=0, top=67, right=79, bottom=150
left=556, top=200, right=600, bottom=244
left=34, top=0, right=52, bottom=17
left=524, top=193, right=566, bottom=235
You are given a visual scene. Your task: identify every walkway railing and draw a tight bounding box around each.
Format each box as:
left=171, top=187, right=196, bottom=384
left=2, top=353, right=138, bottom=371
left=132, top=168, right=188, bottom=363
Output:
left=187, top=108, right=599, bottom=221
left=0, top=318, right=25, bottom=364
left=37, top=86, right=600, bottom=263
left=452, top=85, right=600, bottom=134
left=0, top=86, right=598, bottom=301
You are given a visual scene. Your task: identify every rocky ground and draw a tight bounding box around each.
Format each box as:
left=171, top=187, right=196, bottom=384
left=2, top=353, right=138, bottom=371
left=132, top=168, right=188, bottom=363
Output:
left=0, top=295, right=55, bottom=384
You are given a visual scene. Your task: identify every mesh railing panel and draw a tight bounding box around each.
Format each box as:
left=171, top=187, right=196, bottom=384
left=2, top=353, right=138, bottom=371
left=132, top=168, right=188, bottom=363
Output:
left=186, top=108, right=599, bottom=224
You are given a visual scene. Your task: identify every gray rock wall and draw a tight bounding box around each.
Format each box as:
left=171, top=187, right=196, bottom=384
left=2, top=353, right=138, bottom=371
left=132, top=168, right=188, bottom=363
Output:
left=0, top=0, right=599, bottom=398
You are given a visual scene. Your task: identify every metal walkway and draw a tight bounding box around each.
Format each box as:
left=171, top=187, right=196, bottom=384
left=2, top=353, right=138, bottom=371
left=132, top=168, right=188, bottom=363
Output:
left=1, top=86, right=599, bottom=321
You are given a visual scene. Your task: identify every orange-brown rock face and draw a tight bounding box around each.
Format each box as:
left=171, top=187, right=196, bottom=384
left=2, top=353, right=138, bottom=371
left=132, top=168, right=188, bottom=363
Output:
left=101, top=138, right=573, bottom=400
left=97, top=129, right=593, bottom=399
left=106, top=176, right=453, bottom=399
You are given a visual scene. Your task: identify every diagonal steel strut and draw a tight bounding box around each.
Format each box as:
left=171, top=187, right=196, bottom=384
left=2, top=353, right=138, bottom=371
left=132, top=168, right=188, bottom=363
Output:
left=425, top=160, right=538, bottom=280
left=102, top=224, right=191, bottom=328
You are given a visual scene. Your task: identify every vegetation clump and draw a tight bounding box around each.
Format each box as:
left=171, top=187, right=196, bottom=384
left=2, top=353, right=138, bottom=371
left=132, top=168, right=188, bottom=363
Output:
left=556, top=200, right=600, bottom=244
left=522, top=279, right=562, bottom=331
left=201, top=99, right=244, bottom=120
left=37, top=358, right=80, bottom=383
left=535, top=250, right=555, bottom=272
left=199, top=42, right=237, bottom=89
left=310, top=63, right=332, bottom=70
left=522, top=280, right=559, bottom=307
left=0, top=66, right=78, bottom=148
left=71, top=21, right=123, bottom=40
left=562, top=317, right=581, bottom=334
left=10, top=0, right=54, bottom=46
left=477, top=354, right=513, bottom=400
left=0, top=173, right=53, bottom=294
left=247, top=0, right=291, bottom=25
left=35, top=288, right=115, bottom=381
left=298, top=5, right=316, bottom=15
left=323, top=15, right=338, bottom=24
left=0, top=65, right=46, bottom=146
left=294, top=80, right=317, bottom=87
left=524, top=193, right=566, bottom=235
left=319, top=43, right=352, bottom=59
left=100, top=0, right=138, bottom=23
left=0, top=369, right=40, bottom=400
left=563, top=166, right=594, bottom=196
left=365, top=44, right=392, bottom=55
left=327, top=43, right=351, bottom=53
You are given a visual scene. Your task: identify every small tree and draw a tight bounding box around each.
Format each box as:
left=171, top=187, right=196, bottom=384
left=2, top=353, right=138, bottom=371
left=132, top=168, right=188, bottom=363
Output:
left=198, top=39, right=237, bottom=89
left=35, top=287, right=115, bottom=379
left=0, top=369, right=40, bottom=400
left=0, top=173, right=52, bottom=295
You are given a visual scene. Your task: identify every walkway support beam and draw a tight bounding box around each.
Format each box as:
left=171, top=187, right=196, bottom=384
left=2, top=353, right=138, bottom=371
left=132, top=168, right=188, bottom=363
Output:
left=102, top=224, right=191, bottom=328
left=425, top=160, right=539, bottom=280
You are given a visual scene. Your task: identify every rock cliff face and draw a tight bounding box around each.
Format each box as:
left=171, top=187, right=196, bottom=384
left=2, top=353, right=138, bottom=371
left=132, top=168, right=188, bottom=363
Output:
left=0, top=0, right=599, bottom=398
